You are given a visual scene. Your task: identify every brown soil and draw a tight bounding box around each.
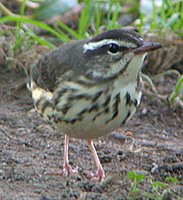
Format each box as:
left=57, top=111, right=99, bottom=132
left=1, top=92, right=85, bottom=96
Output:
left=0, top=55, right=183, bottom=200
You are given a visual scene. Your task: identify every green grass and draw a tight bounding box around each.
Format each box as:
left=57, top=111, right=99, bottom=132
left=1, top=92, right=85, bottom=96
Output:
left=127, top=170, right=181, bottom=200
left=0, top=0, right=121, bottom=47
left=137, top=0, right=183, bottom=37
left=169, top=75, right=183, bottom=106
left=56, top=0, right=121, bottom=39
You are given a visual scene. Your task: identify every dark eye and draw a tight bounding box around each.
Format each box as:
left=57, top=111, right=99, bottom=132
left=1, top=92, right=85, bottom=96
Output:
left=108, top=43, right=119, bottom=54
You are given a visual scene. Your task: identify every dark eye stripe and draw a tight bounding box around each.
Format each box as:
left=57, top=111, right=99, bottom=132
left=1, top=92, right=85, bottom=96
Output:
left=85, top=45, right=129, bottom=56
left=119, top=46, right=128, bottom=51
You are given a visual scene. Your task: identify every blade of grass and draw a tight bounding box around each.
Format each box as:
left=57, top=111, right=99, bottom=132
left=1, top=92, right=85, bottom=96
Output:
left=0, top=2, right=15, bottom=16
left=95, top=2, right=102, bottom=34
left=27, top=30, right=55, bottom=48
left=164, top=0, right=173, bottom=17
left=169, top=75, right=183, bottom=105
left=110, top=2, right=120, bottom=29
left=150, top=0, right=158, bottom=31
left=20, top=0, right=26, bottom=16
left=173, top=1, right=183, bottom=32
left=14, top=0, right=27, bottom=52
left=78, top=0, right=94, bottom=37
left=56, top=20, right=81, bottom=40
left=160, top=0, right=166, bottom=25
left=13, top=31, right=27, bottom=52
left=0, top=15, right=70, bottom=42
left=106, top=0, right=113, bottom=25
left=138, top=12, right=145, bottom=34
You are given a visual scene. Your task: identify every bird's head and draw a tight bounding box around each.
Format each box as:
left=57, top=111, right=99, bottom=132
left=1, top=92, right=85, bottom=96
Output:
left=82, top=29, right=161, bottom=82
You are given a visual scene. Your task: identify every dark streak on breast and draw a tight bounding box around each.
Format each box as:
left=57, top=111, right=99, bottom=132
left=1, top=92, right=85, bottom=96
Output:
left=91, top=94, right=111, bottom=121
left=68, top=90, right=102, bottom=102
left=77, top=108, right=88, bottom=118
left=104, top=107, right=110, bottom=113
left=88, top=104, right=99, bottom=113
left=92, top=112, right=100, bottom=121
left=125, top=92, right=133, bottom=106
left=54, top=88, right=67, bottom=105
left=134, top=99, right=138, bottom=106
left=46, top=115, right=53, bottom=124
left=121, top=110, right=131, bottom=125
left=103, top=95, right=111, bottom=108
left=68, top=94, right=90, bottom=101
left=64, top=119, right=77, bottom=124
left=106, top=93, right=121, bottom=123
left=92, top=91, right=103, bottom=102
left=61, top=103, right=72, bottom=115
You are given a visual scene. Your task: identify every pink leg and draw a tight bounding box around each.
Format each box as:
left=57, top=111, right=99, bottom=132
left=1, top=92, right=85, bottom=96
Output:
left=86, top=140, right=105, bottom=181
left=44, top=134, right=78, bottom=176
left=62, top=134, right=78, bottom=176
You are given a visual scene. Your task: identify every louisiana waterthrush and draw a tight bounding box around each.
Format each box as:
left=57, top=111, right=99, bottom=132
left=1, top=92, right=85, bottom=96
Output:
left=28, top=29, right=161, bottom=181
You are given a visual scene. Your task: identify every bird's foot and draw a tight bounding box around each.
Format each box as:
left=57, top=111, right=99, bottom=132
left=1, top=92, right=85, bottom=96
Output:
left=45, top=164, right=78, bottom=176
left=85, top=168, right=105, bottom=181
left=62, top=163, right=78, bottom=176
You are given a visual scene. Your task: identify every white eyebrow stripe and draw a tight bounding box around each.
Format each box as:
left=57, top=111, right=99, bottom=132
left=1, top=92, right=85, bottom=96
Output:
left=83, top=39, right=137, bottom=52
left=83, top=39, right=117, bottom=52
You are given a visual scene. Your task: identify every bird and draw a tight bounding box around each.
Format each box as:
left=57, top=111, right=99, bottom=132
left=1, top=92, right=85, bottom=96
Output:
left=28, top=29, right=161, bottom=181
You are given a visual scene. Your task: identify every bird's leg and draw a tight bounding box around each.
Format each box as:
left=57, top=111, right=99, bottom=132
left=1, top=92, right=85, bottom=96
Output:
left=86, top=140, right=105, bottom=181
left=62, top=134, right=78, bottom=176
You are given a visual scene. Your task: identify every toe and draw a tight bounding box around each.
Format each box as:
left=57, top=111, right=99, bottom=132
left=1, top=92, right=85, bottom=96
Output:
left=85, top=168, right=105, bottom=181
left=63, top=164, right=78, bottom=176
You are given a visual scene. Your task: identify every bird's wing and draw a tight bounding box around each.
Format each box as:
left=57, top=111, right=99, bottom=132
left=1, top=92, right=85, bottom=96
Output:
left=30, top=40, right=87, bottom=92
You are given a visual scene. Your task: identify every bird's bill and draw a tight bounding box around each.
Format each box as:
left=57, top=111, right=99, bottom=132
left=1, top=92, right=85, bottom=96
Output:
left=133, top=42, right=161, bottom=54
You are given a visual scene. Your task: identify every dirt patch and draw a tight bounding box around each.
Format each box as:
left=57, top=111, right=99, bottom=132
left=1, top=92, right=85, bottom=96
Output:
left=0, top=60, right=183, bottom=200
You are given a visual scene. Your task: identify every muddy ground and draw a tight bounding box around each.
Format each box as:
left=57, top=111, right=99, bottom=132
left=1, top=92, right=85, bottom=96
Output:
left=0, top=60, right=183, bottom=200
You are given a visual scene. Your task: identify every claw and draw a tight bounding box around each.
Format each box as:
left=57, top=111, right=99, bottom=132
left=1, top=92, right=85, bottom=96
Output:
left=63, top=164, right=78, bottom=176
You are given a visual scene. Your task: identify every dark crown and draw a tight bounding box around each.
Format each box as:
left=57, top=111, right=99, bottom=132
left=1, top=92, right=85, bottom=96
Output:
left=89, top=29, right=143, bottom=47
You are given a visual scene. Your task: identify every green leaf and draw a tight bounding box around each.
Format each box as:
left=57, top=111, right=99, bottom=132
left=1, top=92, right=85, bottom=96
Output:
left=128, top=171, right=136, bottom=181
left=165, top=176, right=179, bottom=184
left=136, top=173, right=145, bottom=182
left=152, top=181, right=166, bottom=189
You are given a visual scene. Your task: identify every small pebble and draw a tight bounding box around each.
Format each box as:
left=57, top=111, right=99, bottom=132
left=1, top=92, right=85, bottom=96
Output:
left=110, top=133, right=127, bottom=141
left=142, top=108, right=148, bottom=115
left=100, top=155, right=112, bottom=163
left=116, top=150, right=124, bottom=155
left=103, top=149, right=111, bottom=154
left=151, top=162, right=159, bottom=173
left=162, top=190, right=172, bottom=200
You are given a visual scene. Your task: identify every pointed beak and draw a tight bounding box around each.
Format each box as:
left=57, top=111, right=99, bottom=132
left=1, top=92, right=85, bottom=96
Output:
left=133, top=42, right=161, bottom=54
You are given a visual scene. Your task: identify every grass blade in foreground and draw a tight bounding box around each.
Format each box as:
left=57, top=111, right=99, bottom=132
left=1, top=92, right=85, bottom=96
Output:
left=0, top=15, right=70, bottom=42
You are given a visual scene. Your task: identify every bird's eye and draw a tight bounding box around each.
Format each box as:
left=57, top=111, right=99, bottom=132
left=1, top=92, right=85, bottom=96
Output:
left=108, top=43, right=119, bottom=54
